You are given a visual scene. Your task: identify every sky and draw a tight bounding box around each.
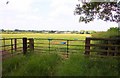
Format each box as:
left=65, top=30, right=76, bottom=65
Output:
left=0, top=0, right=118, bottom=31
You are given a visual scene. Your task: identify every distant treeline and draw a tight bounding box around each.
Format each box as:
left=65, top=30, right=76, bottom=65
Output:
left=0, top=29, right=96, bottom=34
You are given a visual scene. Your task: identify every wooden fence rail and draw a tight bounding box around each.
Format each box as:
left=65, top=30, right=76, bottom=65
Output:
left=1, top=38, right=85, bottom=58
left=0, top=37, right=120, bottom=59
left=85, top=37, right=120, bottom=56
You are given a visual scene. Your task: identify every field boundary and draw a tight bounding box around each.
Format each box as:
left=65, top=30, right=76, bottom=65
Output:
left=0, top=37, right=120, bottom=59
left=85, top=37, right=120, bottom=56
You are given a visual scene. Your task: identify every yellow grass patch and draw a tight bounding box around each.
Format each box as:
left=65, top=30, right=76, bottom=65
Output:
left=1, top=34, right=91, bottom=39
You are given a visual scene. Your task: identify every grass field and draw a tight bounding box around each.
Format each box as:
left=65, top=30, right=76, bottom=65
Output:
left=1, top=33, right=90, bottom=54
left=1, top=33, right=120, bottom=76
left=1, top=33, right=91, bottom=39
left=2, top=52, right=120, bottom=76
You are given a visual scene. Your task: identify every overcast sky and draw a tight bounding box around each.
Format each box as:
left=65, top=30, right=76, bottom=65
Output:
left=0, top=0, right=118, bottom=31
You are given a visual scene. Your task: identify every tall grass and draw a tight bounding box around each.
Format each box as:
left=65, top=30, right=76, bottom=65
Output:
left=3, top=53, right=62, bottom=76
left=2, top=54, right=29, bottom=76
left=3, top=52, right=120, bottom=76
left=55, top=53, right=119, bottom=76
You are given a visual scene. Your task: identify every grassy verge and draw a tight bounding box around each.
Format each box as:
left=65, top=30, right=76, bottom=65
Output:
left=3, top=52, right=62, bottom=76
left=2, top=54, right=30, bottom=76
left=55, top=53, right=119, bottom=76
left=3, top=52, right=120, bottom=76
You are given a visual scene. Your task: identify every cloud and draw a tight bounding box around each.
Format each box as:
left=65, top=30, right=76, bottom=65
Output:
left=0, top=0, right=43, bottom=25
left=0, top=0, right=118, bottom=31
left=49, top=0, right=78, bottom=18
left=0, top=0, right=33, bottom=12
left=0, top=0, right=35, bottom=21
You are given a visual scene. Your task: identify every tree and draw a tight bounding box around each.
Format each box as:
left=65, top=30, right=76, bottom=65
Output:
left=107, top=27, right=120, bottom=32
left=80, top=30, right=85, bottom=34
left=74, top=0, right=120, bottom=23
left=1, top=29, right=4, bottom=32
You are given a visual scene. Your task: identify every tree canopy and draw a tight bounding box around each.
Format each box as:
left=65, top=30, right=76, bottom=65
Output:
left=74, top=0, right=120, bottom=23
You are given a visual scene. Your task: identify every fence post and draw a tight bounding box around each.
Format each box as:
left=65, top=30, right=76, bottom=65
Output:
left=85, top=37, right=90, bottom=55
left=29, top=38, right=34, bottom=51
left=11, top=39, right=13, bottom=54
left=115, top=46, right=118, bottom=56
left=14, top=39, right=17, bottom=51
left=3, top=38, right=5, bottom=51
left=67, top=40, right=69, bottom=58
left=48, top=38, right=52, bottom=53
left=107, top=40, right=111, bottom=56
left=49, top=40, right=50, bottom=53
left=23, top=38, right=27, bottom=54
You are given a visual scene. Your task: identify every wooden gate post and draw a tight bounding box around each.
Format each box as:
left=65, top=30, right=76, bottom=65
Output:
left=67, top=40, right=69, bottom=58
left=3, top=38, right=5, bottom=51
left=85, top=37, right=91, bottom=55
left=23, top=38, right=27, bottom=54
left=11, top=39, right=13, bottom=54
left=29, top=38, right=34, bottom=51
left=14, top=39, right=17, bottom=51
